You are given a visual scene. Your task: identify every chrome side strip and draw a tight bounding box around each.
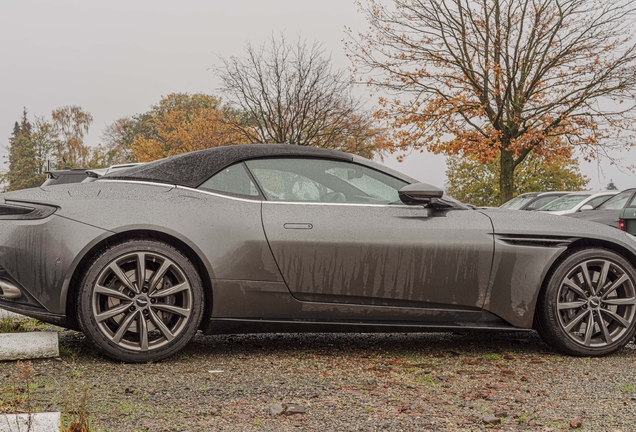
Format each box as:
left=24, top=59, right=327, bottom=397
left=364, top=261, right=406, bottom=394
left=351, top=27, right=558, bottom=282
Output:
left=176, top=186, right=262, bottom=203
left=104, top=181, right=416, bottom=209
left=99, top=180, right=176, bottom=188
left=177, top=186, right=412, bottom=207
left=262, top=200, right=414, bottom=209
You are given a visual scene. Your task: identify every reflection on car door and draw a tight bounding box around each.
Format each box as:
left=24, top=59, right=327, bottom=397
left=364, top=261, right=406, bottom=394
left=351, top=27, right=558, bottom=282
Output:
left=261, top=201, right=494, bottom=311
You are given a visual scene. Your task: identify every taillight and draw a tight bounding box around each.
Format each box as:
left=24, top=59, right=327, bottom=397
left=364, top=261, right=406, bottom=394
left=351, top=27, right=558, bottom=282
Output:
left=619, top=219, right=625, bottom=231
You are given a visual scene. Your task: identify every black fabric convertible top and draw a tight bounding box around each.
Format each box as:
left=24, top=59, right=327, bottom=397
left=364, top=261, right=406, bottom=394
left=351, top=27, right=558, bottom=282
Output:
left=101, top=144, right=354, bottom=188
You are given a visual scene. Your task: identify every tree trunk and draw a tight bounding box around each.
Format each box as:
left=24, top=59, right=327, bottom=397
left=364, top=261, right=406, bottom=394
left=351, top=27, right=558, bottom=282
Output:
left=499, top=149, right=515, bottom=204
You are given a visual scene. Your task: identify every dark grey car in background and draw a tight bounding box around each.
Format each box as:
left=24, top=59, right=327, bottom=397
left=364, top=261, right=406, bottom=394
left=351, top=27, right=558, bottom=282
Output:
left=568, top=188, right=635, bottom=229
left=42, top=168, right=90, bottom=186
left=1, top=144, right=636, bottom=362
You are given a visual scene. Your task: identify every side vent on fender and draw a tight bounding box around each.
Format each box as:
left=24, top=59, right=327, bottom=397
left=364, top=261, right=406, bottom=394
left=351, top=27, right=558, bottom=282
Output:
left=495, top=234, right=578, bottom=248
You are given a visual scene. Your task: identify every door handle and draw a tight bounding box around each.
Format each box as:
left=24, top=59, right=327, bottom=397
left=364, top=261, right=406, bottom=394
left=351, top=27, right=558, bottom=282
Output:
left=283, top=223, right=313, bottom=230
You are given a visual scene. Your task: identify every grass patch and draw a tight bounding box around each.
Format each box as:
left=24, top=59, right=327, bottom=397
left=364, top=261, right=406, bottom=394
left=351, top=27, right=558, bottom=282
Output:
left=62, top=383, right=92, bottom=432
left=483, top=353, right=502, bottom=360
left=59, top=344, right=81, bottom=361
left=0, top=361, right=36, bottom=414
left=415, top=375, right=438, bottom=386
left=0, top=317, right=46, bottom=333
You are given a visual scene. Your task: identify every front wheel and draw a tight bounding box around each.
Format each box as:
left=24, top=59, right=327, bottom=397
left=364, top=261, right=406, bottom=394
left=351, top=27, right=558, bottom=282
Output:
left=77, top=239, right=205, bottom=363
left=536, top=248, right=636, bottom=356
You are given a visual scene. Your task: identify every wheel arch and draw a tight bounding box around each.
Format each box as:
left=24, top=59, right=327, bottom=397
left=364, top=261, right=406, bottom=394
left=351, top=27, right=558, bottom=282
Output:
left=532, top=237, right=636, bottom=329
left=63, top=228, right=214, bottom=331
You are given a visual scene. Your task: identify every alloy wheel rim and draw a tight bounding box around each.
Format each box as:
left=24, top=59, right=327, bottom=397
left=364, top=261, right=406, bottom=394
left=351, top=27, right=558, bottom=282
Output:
left=557, top=258, right=636, bottom=348
left=91, top=251, right=193, bottom=352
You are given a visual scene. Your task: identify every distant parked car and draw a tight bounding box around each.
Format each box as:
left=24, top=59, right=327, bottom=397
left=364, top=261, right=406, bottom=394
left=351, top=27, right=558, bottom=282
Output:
left=42, top=168, right=90, bottom=186
left=499, top=191, right=570, bottom=211
left=82, top=163, right=146, bottom=182
left=568, top=188, right=635, bottom=229
left=618, top=191, right=636, bottom=234
left=538, top=191, right=618, bottom=215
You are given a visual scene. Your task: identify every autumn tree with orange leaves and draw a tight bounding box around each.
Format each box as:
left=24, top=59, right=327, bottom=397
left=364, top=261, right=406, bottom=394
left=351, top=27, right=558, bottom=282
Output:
left=348, top=0, right=636, bottom=203
left=104, top=93, right=243, bottom=162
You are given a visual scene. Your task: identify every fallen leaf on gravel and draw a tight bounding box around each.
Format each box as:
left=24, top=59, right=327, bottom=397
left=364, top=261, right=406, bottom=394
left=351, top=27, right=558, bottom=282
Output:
left=269, top=404, right=285, bottom=416
left=570, top=417, right=582, bottom=428
left=500, top=369, right=515, bottom=376
left=269, top=403, right=306, bottom=416
left=412, top=362, right=435, bottom=369
left=140, top=420, right=156, bottom=430
left=285, top=404, right=306, bottom=415
left=482, top=414, right=501, bottom=425
left=461, top=359, right=481, bottom=365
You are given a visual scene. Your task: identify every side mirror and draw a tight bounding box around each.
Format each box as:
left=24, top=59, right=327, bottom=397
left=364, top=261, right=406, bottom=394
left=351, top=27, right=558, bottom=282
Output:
left=399, top=183, right=444, bottom=205
left=579, top=205, right=594, bottom=212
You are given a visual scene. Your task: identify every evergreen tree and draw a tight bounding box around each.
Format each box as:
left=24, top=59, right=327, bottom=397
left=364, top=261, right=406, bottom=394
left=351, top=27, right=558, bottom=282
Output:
left=3, top=109, right=45, bottom=191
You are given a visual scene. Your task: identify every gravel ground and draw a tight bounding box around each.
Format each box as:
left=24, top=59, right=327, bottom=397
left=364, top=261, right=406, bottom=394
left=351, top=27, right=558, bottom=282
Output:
left=1, top=329, right=635, bottom=431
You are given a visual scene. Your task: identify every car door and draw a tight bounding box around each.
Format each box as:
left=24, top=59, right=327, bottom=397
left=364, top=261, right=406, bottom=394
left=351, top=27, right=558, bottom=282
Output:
left=246, top=157, right=494, bottom=310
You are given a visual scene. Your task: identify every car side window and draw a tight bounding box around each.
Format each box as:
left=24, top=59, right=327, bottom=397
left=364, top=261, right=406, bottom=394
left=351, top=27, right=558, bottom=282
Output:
left=245, top=158, right=408, bottom=204
left=627, top=193, right=636, bottom=208
left=198, top=163, right=259, bottom=197
left=598, top=190, right=633, bottom=210
left=588, top=196, right=612, bottom=209
left=527, top=196, right=560, bottom=210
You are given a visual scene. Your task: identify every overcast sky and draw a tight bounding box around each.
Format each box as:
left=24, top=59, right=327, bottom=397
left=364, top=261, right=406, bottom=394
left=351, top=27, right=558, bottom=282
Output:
left=0, top=0, right=632, bottom=190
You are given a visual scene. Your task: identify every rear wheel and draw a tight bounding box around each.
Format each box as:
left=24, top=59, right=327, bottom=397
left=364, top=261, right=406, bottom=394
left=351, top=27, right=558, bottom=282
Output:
left=77, top=239, right=204, bottom=363
left=536, top=248, right=636, bottom=356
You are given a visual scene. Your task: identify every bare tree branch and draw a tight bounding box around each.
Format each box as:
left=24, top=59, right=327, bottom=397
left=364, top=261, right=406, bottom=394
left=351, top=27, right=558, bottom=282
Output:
left=213, top=34, right=391, bottom=157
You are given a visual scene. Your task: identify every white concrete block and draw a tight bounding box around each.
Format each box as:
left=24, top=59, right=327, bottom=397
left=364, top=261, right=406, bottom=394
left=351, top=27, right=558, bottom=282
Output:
left=0, top=332, right=59, bottom=361
left=0, top=309, right=25, bottom=320
left=0, top=412, right=61, bottom=432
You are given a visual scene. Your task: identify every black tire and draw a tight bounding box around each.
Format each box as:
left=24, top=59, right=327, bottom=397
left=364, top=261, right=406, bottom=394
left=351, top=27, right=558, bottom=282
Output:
left=536, top=248, right=636, bottom=356
left=76, top=239, right=205, bottom=363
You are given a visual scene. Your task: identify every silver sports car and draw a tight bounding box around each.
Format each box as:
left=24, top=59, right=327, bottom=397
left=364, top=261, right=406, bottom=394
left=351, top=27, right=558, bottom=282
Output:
left=1, top=144, right=635, bottom=362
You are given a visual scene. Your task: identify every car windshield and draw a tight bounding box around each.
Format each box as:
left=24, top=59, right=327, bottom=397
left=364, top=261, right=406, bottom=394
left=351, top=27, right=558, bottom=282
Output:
left=500, top=195, right=535, bottom=209
left=525, top=195, right=565, bottom=210
left=539, top=194, right=590, bottom=211
left=596, top=190, right=633, bottom=210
